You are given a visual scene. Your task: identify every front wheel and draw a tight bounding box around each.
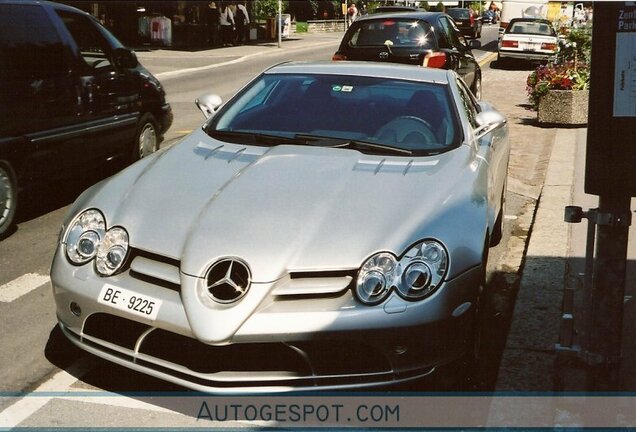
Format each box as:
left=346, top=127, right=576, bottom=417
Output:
left=131, top=113, right=159, bottom=163
left=0, top=162, right=18, bottom=240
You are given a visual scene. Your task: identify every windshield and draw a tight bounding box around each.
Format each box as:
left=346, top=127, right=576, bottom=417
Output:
left=347, top=19, right=435, bottom=49
left=447, top=9, right=470, bottom=20
left=508, top=20, right=555, bottom=36
left=207, top=73, right=459, bottom=155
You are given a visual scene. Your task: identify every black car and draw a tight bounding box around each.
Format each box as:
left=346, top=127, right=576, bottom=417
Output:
left=0, top=0, right=173, bottom=238
left=447, top=8, right=483, bottom=38
left=333, top=12, right=482, bottom=99
left=371, top=5, right=420, bottom=13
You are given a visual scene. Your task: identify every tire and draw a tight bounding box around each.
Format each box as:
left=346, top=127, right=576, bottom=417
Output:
left=490, top=178, right=506, bottom=246
left=496, top=53, right=507, bottom=69
left=454, top=241, right=488, bottom=390
left=0, top=162, right=18, bottom=240
left=471, top=73, right=482, bottom=101
left=131, top=113, right=159, bottom=163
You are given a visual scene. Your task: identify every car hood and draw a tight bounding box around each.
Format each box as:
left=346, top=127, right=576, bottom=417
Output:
left=83, top=128, right=481, bottom=283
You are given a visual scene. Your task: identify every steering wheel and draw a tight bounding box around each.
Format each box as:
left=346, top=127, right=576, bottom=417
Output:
left=374, top=116, right=437, bottom=149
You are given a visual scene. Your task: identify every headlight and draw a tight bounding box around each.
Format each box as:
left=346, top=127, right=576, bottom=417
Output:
left=95, top=227, right=129, bottom=276
left=65, top=209, right=106, bottom=264
left=355, top=253, right=398, bottom=305
left=63, top=209, right=129, bottom=276
left=396, top=241, right=447, bottom=300
left=355, top=240, right=448, bottom=305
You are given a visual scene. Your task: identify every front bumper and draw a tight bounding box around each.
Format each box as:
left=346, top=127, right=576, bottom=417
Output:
left=51, top=245, right=482, bottom=393
left=158, top=103, right=173, bottom=136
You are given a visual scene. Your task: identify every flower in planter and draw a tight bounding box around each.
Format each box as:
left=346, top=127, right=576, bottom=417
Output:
left=526, top=61, right=590, bottom=110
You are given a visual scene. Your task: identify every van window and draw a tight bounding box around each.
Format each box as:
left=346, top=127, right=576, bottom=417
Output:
left=55, top=10, right=114, bottom=70
left=0, top=4, right=68, bottom=79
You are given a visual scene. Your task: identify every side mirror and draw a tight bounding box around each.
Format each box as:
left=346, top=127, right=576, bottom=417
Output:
left=468, top=39, right=482, bottom=49
left=195, top=93, right=223, bottom=119
left=113, top=48, right=138, bottom=69
left=474, top=104, right=507, bottom=140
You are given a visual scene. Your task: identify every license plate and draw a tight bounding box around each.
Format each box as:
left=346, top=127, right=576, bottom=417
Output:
left=98, top=285, right=162, bottom=320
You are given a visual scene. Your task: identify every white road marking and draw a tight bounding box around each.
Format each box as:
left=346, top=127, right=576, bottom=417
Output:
left=0, top=358, right=95, bottom=429
left=57, top=390, right=177, bottom=414
left=504, top=215, right=518, bottom=220
left=0, top=273, right=50, bottom=303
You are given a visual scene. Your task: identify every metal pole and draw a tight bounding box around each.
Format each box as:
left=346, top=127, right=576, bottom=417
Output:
left=278, top=0, right=282, bottom=48
left=587, top=194, right=631, bottom=372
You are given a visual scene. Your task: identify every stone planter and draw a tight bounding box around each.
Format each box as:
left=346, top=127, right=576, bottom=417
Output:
left=538, top=89, right=589, bottom=125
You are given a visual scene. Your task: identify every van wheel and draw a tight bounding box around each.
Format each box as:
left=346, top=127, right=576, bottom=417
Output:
left=0, top=162, right=18, bottom=240
left=132, top=113, right=158, bottom=162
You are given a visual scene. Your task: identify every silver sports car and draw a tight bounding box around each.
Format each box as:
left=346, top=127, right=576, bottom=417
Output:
left=51, top=62, right=509, bottom=393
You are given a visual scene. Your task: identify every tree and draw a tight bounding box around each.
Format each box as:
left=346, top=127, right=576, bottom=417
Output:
left=254, top=0, right=289, bottom=20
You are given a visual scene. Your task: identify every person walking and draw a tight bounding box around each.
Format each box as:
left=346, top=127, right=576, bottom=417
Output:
left=234, top=1, right=250, bottom=45
left=206, top=2, right=220, bottom=47
left=347, top=2, right=358, bottom=27
left=219, top=2, right=235, bottom=46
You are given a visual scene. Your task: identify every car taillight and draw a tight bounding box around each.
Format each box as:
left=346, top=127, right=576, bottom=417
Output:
left=332, top=52, right=347, bottom=61
left=541, top=42, right=557, bottom=51
left=423, top=52, right=446, bottom=68
left=501, top=40, right=518, bottom=48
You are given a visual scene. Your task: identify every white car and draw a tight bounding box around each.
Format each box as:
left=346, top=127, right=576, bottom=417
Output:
left=498, top=18, right=558, bottom=65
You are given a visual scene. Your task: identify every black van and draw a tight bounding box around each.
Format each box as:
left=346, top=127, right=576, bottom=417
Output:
left=0, top=1, right=173, bottom=238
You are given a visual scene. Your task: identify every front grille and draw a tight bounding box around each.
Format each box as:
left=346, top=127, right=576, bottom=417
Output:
left=78, top=312, right=404, bottom=390
left=128, top=248, right=181, bottom=292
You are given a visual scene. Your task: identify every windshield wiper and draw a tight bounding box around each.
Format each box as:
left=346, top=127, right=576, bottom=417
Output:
left=295, top=134, right=413, bottom=156
left=210, top=130, right=302, bottom=145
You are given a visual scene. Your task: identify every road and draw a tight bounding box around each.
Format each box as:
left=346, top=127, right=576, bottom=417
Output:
left=0, top=24, right=557, bottom=427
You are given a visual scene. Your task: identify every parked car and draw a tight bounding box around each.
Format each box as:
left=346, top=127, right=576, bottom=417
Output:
left=51, top=61, right=510, bottom=393
left=333, top=12, right=483, bottom=100
left=447, top=8, right=483, bottom=38
left=371, top=5, right=420, bottom=13
left=497, top=17, right=558, bottom=65
left=0, top=0, right=172, bottom=239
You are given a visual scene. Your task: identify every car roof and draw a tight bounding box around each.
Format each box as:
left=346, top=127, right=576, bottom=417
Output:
left=264, top=61, right=452, bottom=85
left=508, top=17, right=552, bottom=24
left=354, top=11, right=445, bottom=22
left=0, top=0, right=91, bottom=14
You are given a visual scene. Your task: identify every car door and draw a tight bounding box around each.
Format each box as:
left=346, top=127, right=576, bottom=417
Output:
left=437, top=16, right=478, bottom=88
left=0, top=3, right=85, bottom=183
left=53, top=8, right=139, bottom=163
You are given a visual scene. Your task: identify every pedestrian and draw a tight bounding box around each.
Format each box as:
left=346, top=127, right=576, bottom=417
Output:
left=219, top=2, right=235, bottom=46
left=347, top=2, right=358, bottom=27
left=206, top=2, right=220, bottom=47
left=234, top=1, right=250, bottom=45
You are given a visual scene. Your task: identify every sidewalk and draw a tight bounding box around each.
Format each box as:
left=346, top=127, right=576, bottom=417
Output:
left=495, top=126, right=636, bottom=392
left=135, top=31, right=345, bottom=79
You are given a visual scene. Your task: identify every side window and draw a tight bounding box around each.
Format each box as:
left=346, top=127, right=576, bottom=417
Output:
left=0, top=5, right=68, bottom=79
left=456, top=79, right=479, bottom=128
left=439, top=17, right=466, bottom=49
left=55, top=10, right=113, bottom=71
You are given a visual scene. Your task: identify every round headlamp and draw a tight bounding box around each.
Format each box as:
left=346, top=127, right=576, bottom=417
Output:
left=65, top=209, right=106, bottom=264
left=354, top=240, right=448, bottom=306
left=355, top=252, right=397, bottom=305
left=396, top=240, right=448, bottom=300
left=95, top=227, right=129, bottom=276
